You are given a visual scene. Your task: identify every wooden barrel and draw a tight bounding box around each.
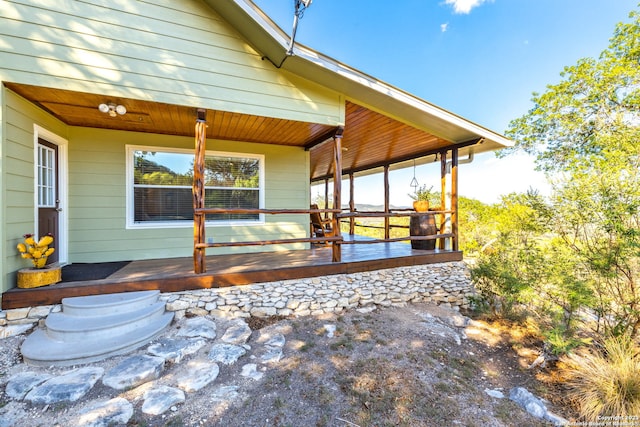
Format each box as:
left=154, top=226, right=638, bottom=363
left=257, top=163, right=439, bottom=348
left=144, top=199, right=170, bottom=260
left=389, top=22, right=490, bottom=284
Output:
left=409, top=214, right=437, bottom=250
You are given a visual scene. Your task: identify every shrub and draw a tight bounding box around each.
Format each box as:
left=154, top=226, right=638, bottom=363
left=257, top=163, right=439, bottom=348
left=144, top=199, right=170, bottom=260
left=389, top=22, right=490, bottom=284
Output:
left=563, top=336, right=640, bottom=421
left=542, top=326, right=590, bottom=356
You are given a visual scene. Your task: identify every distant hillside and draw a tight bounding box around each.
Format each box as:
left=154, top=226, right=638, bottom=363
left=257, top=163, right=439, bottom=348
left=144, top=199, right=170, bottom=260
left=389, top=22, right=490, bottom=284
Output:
left=341, top=203, right=411, bottom=211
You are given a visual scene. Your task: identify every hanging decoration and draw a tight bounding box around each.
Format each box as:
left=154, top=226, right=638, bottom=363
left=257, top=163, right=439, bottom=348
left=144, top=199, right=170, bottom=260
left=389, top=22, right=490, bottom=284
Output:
left=410, top=159, right=419, bottom=191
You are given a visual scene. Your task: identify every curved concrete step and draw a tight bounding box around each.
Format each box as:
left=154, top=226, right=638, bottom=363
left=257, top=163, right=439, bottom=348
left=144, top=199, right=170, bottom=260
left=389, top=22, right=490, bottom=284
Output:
left=45, top=302, right=166, bottom=342
left=21, top=312, right=174, bottom=367
left=61, top=290, right=160, bottom=317
left=21, top=290, right=174, bottom=367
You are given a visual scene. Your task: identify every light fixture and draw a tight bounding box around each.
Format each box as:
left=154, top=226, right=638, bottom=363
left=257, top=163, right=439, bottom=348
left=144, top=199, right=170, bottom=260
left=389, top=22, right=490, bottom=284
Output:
left=98, top=102, right=126, bottom=117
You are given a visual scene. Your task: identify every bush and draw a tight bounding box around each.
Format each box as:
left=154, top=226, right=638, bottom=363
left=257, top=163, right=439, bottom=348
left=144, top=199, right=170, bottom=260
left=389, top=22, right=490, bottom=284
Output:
left=564, top=336, right=640, bottom=421
left=542, top=326, right=590, bottom=356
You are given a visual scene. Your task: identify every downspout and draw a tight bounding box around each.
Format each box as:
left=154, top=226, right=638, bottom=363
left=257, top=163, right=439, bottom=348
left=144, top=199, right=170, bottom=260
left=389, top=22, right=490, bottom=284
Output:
left=446, top=147, right=475, bottom=173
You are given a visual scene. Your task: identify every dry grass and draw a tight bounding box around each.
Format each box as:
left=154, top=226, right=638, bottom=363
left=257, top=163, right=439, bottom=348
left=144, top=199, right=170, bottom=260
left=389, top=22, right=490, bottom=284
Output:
left=208, top=304, right=550, bottom=427
left=562, top=336, right=640, bottom=421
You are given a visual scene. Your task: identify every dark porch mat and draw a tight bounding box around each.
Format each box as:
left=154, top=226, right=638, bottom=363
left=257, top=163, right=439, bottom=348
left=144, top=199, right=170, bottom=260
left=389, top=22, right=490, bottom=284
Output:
left=61, top=261, right=131, bottom=283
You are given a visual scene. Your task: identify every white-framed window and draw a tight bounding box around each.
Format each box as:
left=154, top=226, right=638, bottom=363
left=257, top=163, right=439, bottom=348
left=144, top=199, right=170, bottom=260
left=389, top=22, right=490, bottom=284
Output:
left=38, top=144, right=56, bottom=208
left=126, top=145, right=264, bottom=228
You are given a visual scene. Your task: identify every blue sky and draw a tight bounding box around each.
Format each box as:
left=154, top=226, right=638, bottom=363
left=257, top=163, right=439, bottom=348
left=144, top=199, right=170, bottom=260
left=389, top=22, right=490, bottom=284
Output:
left=253, top=0, right=637, bottom=205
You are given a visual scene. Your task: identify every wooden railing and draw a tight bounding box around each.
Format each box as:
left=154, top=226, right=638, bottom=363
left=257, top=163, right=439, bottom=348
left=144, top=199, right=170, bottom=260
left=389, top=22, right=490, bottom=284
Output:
left=337, top=210, right=454, bottom=248
left=193, top=207, right=342, bottom=273
left=192, top=207, right=456, bottom=274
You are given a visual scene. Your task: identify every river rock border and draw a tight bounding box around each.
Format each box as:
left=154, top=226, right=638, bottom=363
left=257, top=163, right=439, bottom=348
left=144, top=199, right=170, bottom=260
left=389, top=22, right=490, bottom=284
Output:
left=0, top=262, right=475, bottom=336
left=161, top=262, right=475, bottom=320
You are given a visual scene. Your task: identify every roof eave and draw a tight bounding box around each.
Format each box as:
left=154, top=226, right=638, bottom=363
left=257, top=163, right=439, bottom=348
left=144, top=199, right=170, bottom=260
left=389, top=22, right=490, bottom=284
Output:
left=207, top=0, right=513, bottom=154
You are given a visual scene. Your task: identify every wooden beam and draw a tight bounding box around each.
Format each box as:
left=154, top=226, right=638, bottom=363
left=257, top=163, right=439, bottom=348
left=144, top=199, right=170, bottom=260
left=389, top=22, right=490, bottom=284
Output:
left=339, top=233, right=455, bottom=245
left=304, top=126, right=342, bottom=151
left=195, top=208, right=341, bottom=215
left=439, top=150, right=447, bottom=250
left=196, top=236, right=343, bottom=248
left=193, top=111, right=207, bottom=274
left=349, top=173, right=355, bottom=235
left=451, top=147, right=459, bottom=251
left=310, top=137, right=483, bottom=183
left=332, top=130, right=343, bottom=262
left=324, top=178, right=329, bottom=219
left=384, top=165, right=390, bottom=240
left=338, top=210, right=451, bottom=218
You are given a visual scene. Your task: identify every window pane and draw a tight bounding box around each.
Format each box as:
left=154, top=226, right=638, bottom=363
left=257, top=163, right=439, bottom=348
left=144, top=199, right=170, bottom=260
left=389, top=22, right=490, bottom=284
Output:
left=204, top=157, right=259, bottom=188
left=134, top=151, right=192, bottom=186
left=134, top=187, right=193, bottom=222
left=134, top=151, right=259, bottom=188
left=205, top=188, right=259, bottom=221
left=38, top=145, right=55, bottom=207
left=134, top=187, right=259, bottom=222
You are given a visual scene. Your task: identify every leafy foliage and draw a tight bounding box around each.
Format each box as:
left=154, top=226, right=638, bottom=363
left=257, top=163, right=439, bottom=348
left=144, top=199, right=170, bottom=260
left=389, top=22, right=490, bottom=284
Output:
left=465, top=9, right=640, bottom=419
left=503, top=6, right=640, bottom=339
left=468, top=191, right=589, bottom=334
left=503, top=10, right=640, bottom=174
left=457, top=196, right=500, bottom=255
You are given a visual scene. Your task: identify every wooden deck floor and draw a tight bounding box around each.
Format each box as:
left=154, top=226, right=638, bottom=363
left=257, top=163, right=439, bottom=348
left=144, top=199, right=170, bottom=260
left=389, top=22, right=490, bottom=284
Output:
left=2, top=238, right=462, bottom=309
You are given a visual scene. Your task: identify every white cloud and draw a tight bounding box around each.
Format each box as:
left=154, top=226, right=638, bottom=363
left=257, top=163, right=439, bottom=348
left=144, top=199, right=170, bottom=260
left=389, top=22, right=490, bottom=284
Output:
left=445, top=0, right=491, bottom=14
left=440, top=22, right=449, bottom=32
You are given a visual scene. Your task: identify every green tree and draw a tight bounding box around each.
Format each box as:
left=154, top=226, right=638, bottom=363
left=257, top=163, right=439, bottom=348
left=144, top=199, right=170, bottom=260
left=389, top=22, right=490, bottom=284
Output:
left=505, top=7, right=640, bottom=337
left=457, top=196, right=499, bottom=255
left=470, top=191, right=552, bottom=316
left=469, top=191, right=593, bottom=354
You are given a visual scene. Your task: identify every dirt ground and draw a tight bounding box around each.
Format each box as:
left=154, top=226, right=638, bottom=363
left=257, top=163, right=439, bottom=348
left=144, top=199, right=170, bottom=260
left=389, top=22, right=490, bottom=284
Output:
left=0, top=303, right=569, bottom=426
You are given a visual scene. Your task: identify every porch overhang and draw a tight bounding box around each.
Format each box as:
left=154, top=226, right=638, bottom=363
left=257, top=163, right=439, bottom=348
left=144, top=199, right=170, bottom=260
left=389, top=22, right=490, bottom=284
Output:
left=4, top=82, right=502, bottom=182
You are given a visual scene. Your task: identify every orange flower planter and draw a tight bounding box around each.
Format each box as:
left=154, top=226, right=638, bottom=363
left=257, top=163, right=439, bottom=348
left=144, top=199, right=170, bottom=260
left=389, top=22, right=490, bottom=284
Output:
left=412, top=200, right=430, bottom=212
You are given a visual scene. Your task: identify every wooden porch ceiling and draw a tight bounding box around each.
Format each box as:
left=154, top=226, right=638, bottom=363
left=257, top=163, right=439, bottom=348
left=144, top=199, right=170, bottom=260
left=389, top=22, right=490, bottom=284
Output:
left=6, top=83, right=455, bottom=181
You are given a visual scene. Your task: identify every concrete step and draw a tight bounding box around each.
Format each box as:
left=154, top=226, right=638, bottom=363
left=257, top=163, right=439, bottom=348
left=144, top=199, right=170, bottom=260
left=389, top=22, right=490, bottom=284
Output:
left=21, top=290, right=174, bottom=367
left=61, top=290, right=160, bottom=317
left=44, top=302, right=167, bottom=342
left=21, top=312, right=174, bottom=367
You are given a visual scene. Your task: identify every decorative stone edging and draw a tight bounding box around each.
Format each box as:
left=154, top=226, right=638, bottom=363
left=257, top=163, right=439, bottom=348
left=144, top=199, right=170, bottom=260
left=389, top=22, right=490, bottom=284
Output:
left=161, top=262, right=475, bottom=320
left=0, top=262, right=475, bottom=338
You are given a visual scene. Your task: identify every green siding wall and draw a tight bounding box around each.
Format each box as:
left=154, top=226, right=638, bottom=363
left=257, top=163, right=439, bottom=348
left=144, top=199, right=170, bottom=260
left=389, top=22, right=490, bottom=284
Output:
left=0, top=0, right=342, bottom=124
left=2, top=89, right=68, bottom=294
left=67, top=128, right=309, bottom=263
left=0, top=87, right=4, bottom=295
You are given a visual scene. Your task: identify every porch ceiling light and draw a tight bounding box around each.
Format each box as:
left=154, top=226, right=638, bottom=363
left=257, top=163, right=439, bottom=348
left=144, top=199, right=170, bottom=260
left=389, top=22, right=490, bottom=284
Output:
left=98, top=102, right=126, bottom=117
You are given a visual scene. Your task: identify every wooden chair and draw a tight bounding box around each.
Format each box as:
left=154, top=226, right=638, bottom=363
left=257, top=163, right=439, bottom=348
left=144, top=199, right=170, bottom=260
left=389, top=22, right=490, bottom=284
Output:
left=310, top=204, right=335, bottom=239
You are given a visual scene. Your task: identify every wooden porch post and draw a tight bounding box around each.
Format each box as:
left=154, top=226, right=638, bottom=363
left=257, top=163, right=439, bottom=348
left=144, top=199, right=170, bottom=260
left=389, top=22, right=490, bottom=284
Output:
left=193, top=109, right=207, bottom=273
left=383, top=165, right=390, bottom=240
left=349, top=172, right=355, bottom=235
left=439, top=150, right=447, bottom=250
left=324, top=179, right=330, bottom=219
left=451, top=147, right=459, bottom=251
left=332, top=128, right=344, bottom=262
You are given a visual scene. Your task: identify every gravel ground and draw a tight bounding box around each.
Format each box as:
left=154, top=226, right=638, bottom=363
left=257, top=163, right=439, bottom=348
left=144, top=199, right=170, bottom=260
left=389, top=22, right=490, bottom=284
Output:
left=0, top=303, right=558, bottom=426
